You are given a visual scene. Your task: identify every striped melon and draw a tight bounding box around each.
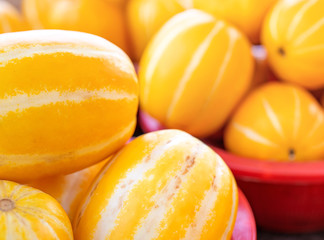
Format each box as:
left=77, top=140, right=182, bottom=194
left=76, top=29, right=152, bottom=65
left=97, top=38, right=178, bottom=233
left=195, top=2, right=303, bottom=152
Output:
left=126, top=0, right=187, bottom=61
left=0, top=30, right=138, bottom=181
left=225, top=82, right=324, bottom=161
left=139, top=10, right=254, bottom=138
left=28, top=158, right=109, bottom=221
left=22, top=0, right=130, bottom=55
left=0, top=1, right=26, bottom=33
left=192, top=0, right=277, bottom=44
left=262, top=0, right=324, bottom=89
left=0, top=180, right=73, bottom=240
left=74, top=129, right=238, bottom=240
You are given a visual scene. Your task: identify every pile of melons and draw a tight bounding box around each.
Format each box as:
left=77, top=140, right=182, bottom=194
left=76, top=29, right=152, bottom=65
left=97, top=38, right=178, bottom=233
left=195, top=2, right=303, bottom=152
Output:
left=0, top=0, right=323, bottom=239
left=136, top=0, right=324, bottom=162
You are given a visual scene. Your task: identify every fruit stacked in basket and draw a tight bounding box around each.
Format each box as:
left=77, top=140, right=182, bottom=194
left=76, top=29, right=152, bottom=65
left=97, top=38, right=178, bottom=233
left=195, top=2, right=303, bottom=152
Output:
left=0, top=0, right=323, bottom=238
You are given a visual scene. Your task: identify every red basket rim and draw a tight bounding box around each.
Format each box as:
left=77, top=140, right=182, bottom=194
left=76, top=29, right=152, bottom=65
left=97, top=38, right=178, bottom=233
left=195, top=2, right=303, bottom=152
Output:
left=209, top=145, right=324, bottom=183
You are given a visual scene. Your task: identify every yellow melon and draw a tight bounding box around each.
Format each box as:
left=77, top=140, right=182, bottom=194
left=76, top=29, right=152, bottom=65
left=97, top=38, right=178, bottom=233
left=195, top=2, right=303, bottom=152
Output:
left=74, top=130, right=238, bottom=240
left=139, top=10, right=254, bottom=138
left=126, top=0, right=187, bottom=61
left=225, top=82, right=324, bottom=161
left=193, top=0, right=277, bottom=44
left=0, top=30, right=138, bottom=181
left=262, top=0, right=324, bottom=89
left=22, top=0, right=130, bottom=54
left=0, top=180, right=73, bottom=240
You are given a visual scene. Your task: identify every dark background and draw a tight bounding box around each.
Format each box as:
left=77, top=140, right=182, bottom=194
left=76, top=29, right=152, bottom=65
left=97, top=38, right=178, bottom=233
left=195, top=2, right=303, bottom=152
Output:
left=258, top=231, right=324, bottom=240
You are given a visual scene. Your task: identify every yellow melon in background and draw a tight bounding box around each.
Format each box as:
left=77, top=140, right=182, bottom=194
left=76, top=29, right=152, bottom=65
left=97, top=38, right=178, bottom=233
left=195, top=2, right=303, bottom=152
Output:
left=74, top=130, right=238, bottom=240
left=225, top=82, right=324, bottom=161
left=262, top=0, right=324, bottom=89
left=0, top=180, right=73, bottom=240
left=126, top=0, right=188, bottom=61
left=139, top=10, right=254, bottom=138
left=193, top=0, right=277, bottom=44
left=22, top=0, right=131, bottom=55
left=0, top=1, right=26, bottom=33
left=28, top=158, right=109, bottom=221
left=0, top=30, right=138, bottom=181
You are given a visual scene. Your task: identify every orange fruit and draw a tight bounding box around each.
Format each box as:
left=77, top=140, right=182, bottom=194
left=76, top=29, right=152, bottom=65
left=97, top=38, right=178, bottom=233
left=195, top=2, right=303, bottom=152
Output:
left=0, top=1, right=26, bottom=33
left=193, top=0, right=277, bottom=44
left=126, top=0, right=187, bottom=61
left=0, top=180, right=73, bottom=239
left=225, top=82, right=324, bottom=161
left=321, top=92, right=324, bottom=107
left=262, top=0, right=324, bottom=89
left=74, top=130, right=238, bottom=240
left=22, top=0, right=130, bottom=54
left=0, top=30, right=138, bottom=181
left=28, top=158, right=108, bottom=221
left=139, top=10, right=254, bottom=138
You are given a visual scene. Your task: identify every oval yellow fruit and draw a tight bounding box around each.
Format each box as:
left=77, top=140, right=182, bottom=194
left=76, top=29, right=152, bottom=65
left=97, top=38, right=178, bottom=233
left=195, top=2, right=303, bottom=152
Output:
left=22, top=0, right=130, bottom=54
left=0, top=1, right=26, bottom=33
left=262, top=0, right=324, bottom=89
left=0, top=30, right=138, bottom=181
left=193, top=0, right=277, bottom=44
left=225, top=82, right=324, bottom=161
left=126, top=0, right=187, bottom=61
left=0, top=180, right=73, bottom=240
left=74, top=130, right=238, bottom=240
left=139, top=10, right=253, bottom=138
left=28, top=158, right=109, bottom=221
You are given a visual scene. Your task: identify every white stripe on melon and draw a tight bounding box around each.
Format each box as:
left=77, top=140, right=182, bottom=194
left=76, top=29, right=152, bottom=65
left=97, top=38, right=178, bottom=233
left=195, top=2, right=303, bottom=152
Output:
left=0, top=89, right=136, bottom=118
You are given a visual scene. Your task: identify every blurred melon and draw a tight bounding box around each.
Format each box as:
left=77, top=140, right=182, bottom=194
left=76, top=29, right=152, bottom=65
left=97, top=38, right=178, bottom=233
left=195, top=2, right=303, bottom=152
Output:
left=193, top=0, right=277, bottom=44
left=262, top=0, right=324, bottom=89
left=139, top=10, right=253, bottom=138
left=225, top=82, right=324, bottom=161
left=126, top=0, right=188, bottom=61
left=22, top=0, right=131, bottom=54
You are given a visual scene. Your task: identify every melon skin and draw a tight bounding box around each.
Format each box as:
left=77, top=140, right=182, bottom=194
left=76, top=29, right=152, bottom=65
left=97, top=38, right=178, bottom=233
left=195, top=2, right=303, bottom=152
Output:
left=262, top=0, right=324, bottom=89
left=22, top=0, right=131, bottom=55
left=139, top=10, right=254, bottom=138
left=193, top=0, right=278, bottom=44
left=0, top=180, right=73, bottom=240
left=225, top=82, right=324, bottom=161
left=74, top=129, right=238, bottom=240
left=0, top=30, right=138, bottom=181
